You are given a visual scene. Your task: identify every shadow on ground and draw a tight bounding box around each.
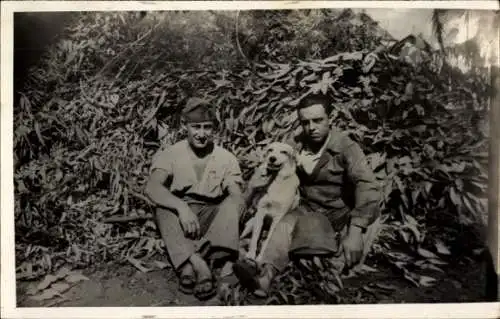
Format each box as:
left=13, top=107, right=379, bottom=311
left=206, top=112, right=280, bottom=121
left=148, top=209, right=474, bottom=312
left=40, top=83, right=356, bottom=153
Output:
left=17, top=254, right=493, bottom=307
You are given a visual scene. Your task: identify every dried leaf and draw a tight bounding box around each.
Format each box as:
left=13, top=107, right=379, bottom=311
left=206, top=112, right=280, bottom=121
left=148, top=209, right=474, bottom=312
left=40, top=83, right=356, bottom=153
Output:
left=55, top=266, right=71, bottom=279
left=127, top=257, right=151, bottom=273
left=30, top=288, right=61, bottom=301
left=153, top=260, right=169, bottom=269
left=109, top=94, right=119, bottom=106
left=26, top=283, right=39, bottom=296
left=51, top=282, right=71, bottom=294
left=65, top=272, right=89, bottom=283
left=212, top=79, right=231, bottom=89
left=37, top=274, right=59, bottom=291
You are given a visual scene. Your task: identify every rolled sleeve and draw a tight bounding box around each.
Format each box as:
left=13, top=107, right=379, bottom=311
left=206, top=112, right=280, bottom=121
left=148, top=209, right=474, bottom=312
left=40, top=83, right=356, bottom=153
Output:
left=343, top=142, right=381, bottom=229
left=150, top=148, right=174, bottom=177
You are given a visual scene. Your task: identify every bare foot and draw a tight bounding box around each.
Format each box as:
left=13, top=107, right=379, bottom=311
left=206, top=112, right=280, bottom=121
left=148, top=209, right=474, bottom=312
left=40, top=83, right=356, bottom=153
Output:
left=189, top=253, right=216, bottom=300
left=190, top=253, right=211, bottom=280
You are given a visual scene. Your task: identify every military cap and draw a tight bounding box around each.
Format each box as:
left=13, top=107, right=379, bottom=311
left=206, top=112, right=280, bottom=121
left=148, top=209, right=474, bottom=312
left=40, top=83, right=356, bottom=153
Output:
left=182, top=97, right=217, bottom=123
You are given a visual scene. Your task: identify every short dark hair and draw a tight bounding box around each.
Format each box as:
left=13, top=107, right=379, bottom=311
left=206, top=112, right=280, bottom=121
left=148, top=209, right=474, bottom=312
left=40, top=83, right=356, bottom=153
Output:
left=296, top=93, right=333, bottom=115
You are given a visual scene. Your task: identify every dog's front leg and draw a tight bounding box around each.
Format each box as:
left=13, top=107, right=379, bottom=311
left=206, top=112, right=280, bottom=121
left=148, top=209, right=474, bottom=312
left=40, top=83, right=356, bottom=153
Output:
left=240, top=216, right=255, bottom=239
left=246, top=212, right=264, bottom=260
left=256, top=218, right=279, bottom=262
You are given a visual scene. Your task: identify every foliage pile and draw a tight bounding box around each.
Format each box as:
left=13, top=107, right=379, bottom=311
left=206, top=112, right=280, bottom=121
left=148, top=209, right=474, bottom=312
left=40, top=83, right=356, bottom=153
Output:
left=14, top=10, right=489, bottom=304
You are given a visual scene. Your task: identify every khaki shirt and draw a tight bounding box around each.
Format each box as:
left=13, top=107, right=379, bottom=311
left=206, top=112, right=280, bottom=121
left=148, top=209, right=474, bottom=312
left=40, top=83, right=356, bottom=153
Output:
left=289, top=127, right=381, bottom=230
left=150, top=140, right=242, bottom=202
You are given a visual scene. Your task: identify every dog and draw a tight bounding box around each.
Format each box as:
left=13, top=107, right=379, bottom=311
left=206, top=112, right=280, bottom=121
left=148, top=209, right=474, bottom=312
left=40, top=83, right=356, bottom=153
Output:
left=240, top=142, right=301, bottom=261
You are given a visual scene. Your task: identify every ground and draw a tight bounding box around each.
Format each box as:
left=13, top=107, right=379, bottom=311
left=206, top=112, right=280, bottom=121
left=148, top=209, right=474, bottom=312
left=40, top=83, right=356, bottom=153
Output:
left=17, top=254, right=491, bottom=307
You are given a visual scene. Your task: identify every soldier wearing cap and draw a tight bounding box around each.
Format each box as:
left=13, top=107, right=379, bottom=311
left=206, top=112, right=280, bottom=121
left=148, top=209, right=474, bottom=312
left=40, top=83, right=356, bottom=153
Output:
left=146, top=98, right=244, bottom=300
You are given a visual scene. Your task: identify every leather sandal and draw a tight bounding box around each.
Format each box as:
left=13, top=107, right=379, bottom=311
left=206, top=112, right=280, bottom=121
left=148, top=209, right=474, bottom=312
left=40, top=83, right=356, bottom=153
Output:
left=179, top=264, right=195, bottom=294
left=194, top=276, right=217, bottom=301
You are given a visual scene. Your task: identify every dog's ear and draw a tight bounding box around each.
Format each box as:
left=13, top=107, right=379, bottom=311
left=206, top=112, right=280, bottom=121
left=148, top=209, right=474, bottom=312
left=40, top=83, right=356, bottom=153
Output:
left=248, top=162, right=270, bottom=190
left=285, top=146, right=299, bottom=166
left=278, top=152, right=297, bottom=179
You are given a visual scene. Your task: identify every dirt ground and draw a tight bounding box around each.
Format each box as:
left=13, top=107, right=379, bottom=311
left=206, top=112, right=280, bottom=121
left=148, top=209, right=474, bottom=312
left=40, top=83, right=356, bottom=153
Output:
left=17, top=253, right=493, bottom=307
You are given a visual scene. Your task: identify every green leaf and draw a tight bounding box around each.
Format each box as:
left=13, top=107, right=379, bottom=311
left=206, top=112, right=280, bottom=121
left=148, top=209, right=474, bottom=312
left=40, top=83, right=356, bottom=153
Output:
left=417, top=247, right=439, bottom=259
left=399, top=229, right=411, bottom=244
left=419, top=275, right=437, bottom=287
left=449, top=187, right=463, bottom=207
left=258, top=65, right=291, bottom=80
left=434, top=239, right=451, bottom=255
left=34, top=121, right=45, bottom=147
left=313, top=256, right=323, bottom=270
left=428, top=258, right=448, bottom=265
left=374, top=283, right=397, bottom=291
left=415, top=104, right=425, bottom=116
left=359, top=264, right=378, bottom=273
left=424, top=182, right=433, bottom=195
left=403, top=269, right=420, bottom=287
left=418, top=263, right=444, bottom=273
left=462, top=194, right=477, bottom=215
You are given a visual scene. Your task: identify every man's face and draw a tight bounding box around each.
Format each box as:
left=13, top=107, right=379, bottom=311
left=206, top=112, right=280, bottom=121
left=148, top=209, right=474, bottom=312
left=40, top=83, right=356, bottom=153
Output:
left=185, top=121, right=215, bottom=150
left=297, top=103, right=330, bottom=144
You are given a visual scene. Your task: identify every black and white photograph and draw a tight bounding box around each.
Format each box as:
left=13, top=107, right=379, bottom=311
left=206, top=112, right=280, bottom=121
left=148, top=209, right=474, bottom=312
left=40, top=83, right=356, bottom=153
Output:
left=2, top=0, right=500, bottom=316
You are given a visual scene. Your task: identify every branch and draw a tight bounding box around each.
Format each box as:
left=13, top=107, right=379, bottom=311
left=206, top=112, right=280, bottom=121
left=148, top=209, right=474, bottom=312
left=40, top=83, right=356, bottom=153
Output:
left=102, top=214, right=153, bottom=223
left=432, top=9, right=446, bottom=54
left=235, top=10, right=250, bottom=65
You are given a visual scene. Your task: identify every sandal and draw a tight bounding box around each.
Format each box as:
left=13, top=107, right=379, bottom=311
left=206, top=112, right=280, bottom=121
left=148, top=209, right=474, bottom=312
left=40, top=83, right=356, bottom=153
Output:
left=194, top=276, right=217, bottom=301
left=179, top=264, right=195, bottom=295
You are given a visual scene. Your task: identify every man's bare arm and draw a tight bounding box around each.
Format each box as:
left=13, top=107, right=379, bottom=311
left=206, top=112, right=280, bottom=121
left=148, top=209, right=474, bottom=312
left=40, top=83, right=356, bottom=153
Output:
left=146, top=169, right=201, bottom=238
left=145, top=169, right=187, bottom=215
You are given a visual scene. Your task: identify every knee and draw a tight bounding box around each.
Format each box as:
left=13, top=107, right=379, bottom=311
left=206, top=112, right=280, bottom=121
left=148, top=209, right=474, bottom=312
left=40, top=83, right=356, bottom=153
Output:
left=298, top=214, right=332, bottom=231
left=155, top=207, right=175, bottom=221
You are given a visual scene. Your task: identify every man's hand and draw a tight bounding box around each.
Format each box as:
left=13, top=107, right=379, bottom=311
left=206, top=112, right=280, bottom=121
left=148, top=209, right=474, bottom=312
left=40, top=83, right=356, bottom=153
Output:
left=342, top=225, right=364, bottom=268
left=178, top=203, right=200, bottom=239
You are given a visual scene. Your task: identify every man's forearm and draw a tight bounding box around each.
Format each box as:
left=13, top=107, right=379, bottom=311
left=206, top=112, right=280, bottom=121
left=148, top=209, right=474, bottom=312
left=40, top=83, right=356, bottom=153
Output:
left=350, top=199, right=380, bottom=229
left=350, top=183, right=381, bottom=229
left=225, top=184, right=245, bottom=207
left=145, top=182, right=186, bottom=215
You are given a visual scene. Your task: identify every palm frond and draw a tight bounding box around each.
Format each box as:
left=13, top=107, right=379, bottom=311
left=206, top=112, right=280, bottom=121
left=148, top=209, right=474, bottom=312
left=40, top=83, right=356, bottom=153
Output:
left=432, top=9, right=446, bottom=54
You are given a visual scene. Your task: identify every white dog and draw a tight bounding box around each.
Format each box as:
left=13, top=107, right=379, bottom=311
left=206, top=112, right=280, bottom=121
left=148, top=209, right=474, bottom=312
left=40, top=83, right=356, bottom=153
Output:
left=241, top=142, right=301, bottom=261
